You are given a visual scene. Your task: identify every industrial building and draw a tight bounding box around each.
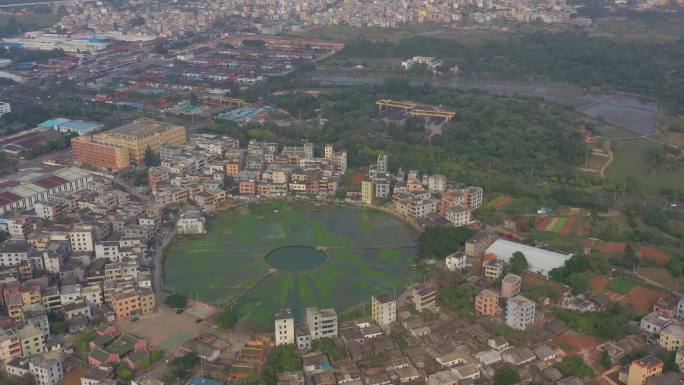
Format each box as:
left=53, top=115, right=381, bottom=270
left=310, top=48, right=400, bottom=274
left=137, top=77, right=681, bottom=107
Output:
left=38, top=118, right=101, bottom=135
left=0, top=167, right=92, bottom=215
left=72, top=119, right=186, bottom=171
left=485, top=239, right=572, bottom=277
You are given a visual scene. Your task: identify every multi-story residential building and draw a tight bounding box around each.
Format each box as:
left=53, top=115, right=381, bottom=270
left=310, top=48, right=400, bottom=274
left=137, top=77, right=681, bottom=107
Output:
left=0, top=240, right=36, bottom=268
left=63, top=299, right=92, bottom=320
left=112, top=287, right=155, bottom=320
left=0, top=102, right=10, bottom=117
left=23, top=309, right=49, bottom=337
left=445, top=205, right=471, bottom=227
left=465, top=232, right=497, bottom=258
left=0, top=217, right=33, bottom=238
left=176, top=211, right=206, bottom=234
left=505, top=295, right=536, bottom=331
left=275, top=308, right=295, bottom=346
left=376, top=154, right=388, bottom=174
left=654, top=295, right=679, bottom=319
left=361, top=179, right=373, bottom=205
left=374, top=176, right=390, bottom=199
left=83, top=283, right=103, bottom=305
left=659, top=323, right=684, bottom=351
left=475, top=289, right=500, bottom=317
left=18, top=326, right=45, bottom=356
left=29, top=354, right=63, bottom=385
left=501, top=274, right=522, bottom=299
left=641, top=312, right=673, bottom=336
left=484, top=260, right=504, bottom=280
left=372, top=293, right=396, bottom=326
left=464, top=187, right=483, bottom=209
left=445, top=252, right=467, bottom=272
left=71, top=137, right=130, bottom=172
left=33, top=200, right=66, bottom=220
left=68, top=226, right=94, bottom=252
left=41, top=287, right=61, bottom=312
left=412, top=286, right=438, bottom=312
left=0, top=329, right=22, bottom=363
left=306, top=307, right=338, bottom=340
left=239, top=180, right=257, bottom=195
left=427, top=175, right=447, bottom=193
left=627, top=357, right=663, bottom=385
left=60, top=284, right=82, bottom=305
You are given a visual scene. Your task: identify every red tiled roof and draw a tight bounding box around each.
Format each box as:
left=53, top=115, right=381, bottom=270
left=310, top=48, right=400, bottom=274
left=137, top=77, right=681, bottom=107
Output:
left=0, top=191, right=22, bottom=206
left=33, top=175, right=69, bottom=189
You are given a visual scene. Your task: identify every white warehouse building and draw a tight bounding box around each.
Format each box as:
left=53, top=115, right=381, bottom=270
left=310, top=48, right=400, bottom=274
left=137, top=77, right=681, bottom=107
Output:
left=485, top=239, right=571, bottom=277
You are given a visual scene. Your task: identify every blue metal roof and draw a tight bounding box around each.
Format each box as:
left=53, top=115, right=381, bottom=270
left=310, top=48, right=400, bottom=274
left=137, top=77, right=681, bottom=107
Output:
left=58, top=120, right=99, bottom=132
left=38, top=118, right=71, bottom=129
left=188, top=377, right=224, bottom=385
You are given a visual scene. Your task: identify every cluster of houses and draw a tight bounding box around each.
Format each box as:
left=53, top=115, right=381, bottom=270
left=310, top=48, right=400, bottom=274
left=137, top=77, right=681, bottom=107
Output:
left=0, top=167, right=160, bottom=383
left=233, top=141, right=347, bottom=199
left=359, top=155, right=483, bottom=227
left=150, top=135, right=348, bottom=203
left=269, top=284, right=577, bottom=385
left=260, top=224, right=684, bottom=385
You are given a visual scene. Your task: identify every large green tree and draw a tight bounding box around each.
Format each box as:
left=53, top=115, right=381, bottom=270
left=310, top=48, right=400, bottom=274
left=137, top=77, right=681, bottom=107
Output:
left=416, top=226, right=473, bottom=258
left=509, top=251, right=528, bottom=274
left=164, top=293, right=187, bottom=309
left=494, top=367, right=520, bottom=385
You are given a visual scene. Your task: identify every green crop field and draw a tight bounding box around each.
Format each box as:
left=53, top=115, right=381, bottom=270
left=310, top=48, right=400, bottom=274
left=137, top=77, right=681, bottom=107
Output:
left=607, top=277, right=636, bottom=294
left=606, top=138, right=684, bottom=193
left=164, top=206, right=419, bottom=329
left=550, top=217, right=567, bottom=233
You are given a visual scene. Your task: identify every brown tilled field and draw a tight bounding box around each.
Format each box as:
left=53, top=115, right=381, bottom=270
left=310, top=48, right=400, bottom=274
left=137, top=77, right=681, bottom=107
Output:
left=590, top=275, right=612, bottom=292
left=639, top=246, right=669, bottom=267
left=621, top=286, right=667, bottom=314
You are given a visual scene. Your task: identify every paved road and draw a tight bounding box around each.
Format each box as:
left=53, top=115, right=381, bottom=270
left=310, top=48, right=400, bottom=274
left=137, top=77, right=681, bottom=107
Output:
left=152, top=228, right=175, bottom=303
left=0, top=0, right=68, bottom=8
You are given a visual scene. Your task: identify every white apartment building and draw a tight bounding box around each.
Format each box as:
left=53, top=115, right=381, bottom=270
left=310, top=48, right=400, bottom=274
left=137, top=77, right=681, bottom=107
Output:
left=68, top=227, right=94, bottom=252
left=59, top=284, right=82, bottom=306
left=428, top=175, right=447, bottom=193
left=29, top=355, right=63, bottom=385
left=445, top=253, right=467, bottom=272
left=33, top=201, right=65, bottom=220
left=275, top=308, right=295, bottom=346
left=0, top=240, right=36, bottom=268
left=445, top=205, right=472, bottom=227
left=83, top=283, right=104, bottom=305
left=505, top=295, right=536, bottom=331
left=176, top=211, right=206, bottom=234
left=306, top=307, right=338, bottom=340
left=372, top=293, right=396, bottom=326
left=0, top=102, right=10, bottom=118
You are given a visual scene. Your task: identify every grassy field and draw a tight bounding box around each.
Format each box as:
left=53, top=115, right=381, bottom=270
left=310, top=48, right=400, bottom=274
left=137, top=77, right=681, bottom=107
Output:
left=606, top=276, right=636, bottom=294
left=605, top=138, right=684, bottom=192
left=164, top=206, right=419, bottom=329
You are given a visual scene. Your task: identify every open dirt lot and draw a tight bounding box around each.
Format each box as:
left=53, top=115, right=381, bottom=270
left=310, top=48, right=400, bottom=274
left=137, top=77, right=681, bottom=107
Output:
left=115, top=306, right=200, bottom=350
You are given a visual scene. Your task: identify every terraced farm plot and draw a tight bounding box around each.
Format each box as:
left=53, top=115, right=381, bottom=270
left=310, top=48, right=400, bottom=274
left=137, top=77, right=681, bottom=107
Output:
left=164, top=207, right=419, bottom=329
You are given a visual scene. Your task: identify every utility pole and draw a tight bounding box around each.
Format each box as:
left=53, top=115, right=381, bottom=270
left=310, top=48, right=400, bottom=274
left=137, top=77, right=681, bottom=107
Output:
left=585, top=148, right=589, bottom=168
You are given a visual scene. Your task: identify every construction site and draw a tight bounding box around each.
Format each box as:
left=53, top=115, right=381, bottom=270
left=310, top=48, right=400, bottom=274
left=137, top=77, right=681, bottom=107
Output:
left=375, top=99, right=456, bottom=137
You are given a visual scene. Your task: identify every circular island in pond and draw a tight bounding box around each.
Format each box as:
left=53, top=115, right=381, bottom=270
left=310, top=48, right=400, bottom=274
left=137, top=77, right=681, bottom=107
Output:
left=164, top=206, right=419, bottom=328
left=264, top=246, right=329, bottom=273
